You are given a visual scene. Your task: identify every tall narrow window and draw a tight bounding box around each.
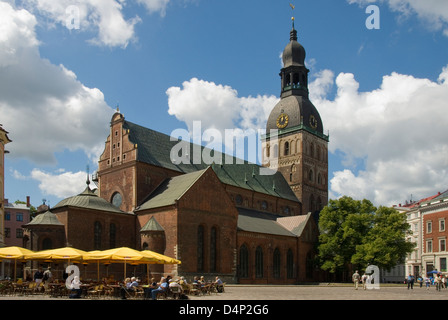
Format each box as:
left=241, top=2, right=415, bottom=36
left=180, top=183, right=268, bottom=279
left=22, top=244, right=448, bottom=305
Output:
left=197, top=225, right=204, bottom=272
left=273, top=248, right=281, bottom=278
left=210, top=227, right=217, bottom=272
left=255, top=246, right=264, bottom=278
left=287, top=249, right=294, bottom=278
left=284, top=141, right=290, bottom=155
left=94, top=221, right=102, bottom=250
left=239, top=245, right=249, bottom=278
left=109, top=223, right=116, bottom=249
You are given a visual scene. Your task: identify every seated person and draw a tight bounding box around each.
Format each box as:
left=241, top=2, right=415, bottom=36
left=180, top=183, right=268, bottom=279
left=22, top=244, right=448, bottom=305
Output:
left=151, top=277, right=168, bottom=300
left=69, top=276, right=82, bottom=299
left=120, top=278, right=131, bottom=299
left=143, top=278, right=158, bottom=299
left=169, top=279, right=183, bottom=293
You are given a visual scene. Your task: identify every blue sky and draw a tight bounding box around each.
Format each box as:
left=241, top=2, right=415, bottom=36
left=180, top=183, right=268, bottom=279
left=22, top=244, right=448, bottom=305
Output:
left=2, top=0, right=448, bottom=209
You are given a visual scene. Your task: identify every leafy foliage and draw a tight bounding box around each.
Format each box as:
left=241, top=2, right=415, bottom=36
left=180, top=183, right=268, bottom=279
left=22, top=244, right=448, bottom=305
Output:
left=317, top=196, right=414, bottom=273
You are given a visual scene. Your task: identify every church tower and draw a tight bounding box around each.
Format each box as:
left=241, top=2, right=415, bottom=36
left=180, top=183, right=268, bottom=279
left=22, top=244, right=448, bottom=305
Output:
left=262, top=18, right=329, bottom=217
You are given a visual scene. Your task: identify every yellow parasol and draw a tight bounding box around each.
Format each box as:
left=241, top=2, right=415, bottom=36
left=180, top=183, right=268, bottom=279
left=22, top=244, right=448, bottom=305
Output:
left=83, top=247, right=161, bottom=279
left=25, top=247, right=87, bottom=264
left=140, top=250, right=181, bottom=283
left=0, top=246, right=34, bottom=281
left=140, top=250, right=181, bottom=264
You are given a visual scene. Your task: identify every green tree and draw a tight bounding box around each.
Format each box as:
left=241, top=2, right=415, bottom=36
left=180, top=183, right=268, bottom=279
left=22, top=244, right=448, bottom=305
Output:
left=317, top=196, right=414, bottom=274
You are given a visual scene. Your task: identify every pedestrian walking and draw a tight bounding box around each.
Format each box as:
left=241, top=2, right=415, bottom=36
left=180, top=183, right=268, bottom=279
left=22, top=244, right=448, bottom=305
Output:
left=406, top=274, right=414, bottom=290
left=352, top=270, right=360, bottom=290
left=361, top=273, right=368, bottom=290
left=425, top=276, right=431, bottom=290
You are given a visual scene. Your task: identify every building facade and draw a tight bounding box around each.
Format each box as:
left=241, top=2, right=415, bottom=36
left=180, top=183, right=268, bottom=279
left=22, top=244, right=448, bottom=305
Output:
left=0, top=124, right=12, bottom=248
left=22, top=23, right=328, bottom=284
left=403, top=190, right=448, bottom=277
left=3, top=197, right=31, bottom=247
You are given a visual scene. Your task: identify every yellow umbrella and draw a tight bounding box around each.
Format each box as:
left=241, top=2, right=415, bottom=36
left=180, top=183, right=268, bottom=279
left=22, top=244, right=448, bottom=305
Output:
left=141, top=250, right=181, bottom=264
left=83, top=247, right=160, bottom=279
left=140, top=250, right=181, bottom=284
left=25, top=247, right=87, bottom=264
left=0, top=246, right=34, bottom=281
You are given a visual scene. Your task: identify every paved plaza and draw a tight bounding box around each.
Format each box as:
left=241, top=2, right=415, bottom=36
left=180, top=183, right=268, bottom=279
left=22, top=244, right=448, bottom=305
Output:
left=1, top=284, right=448, bottom=301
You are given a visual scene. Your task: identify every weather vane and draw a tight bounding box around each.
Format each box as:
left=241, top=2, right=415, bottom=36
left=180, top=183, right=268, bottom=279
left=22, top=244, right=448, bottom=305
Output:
left=289, top=2, right=296, bottom=27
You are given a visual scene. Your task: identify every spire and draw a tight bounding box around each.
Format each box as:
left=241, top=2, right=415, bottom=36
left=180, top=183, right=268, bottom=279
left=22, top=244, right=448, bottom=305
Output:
left=289, top=3, right=297, bottom=41
left=86, top=165, right=90, bottom=186
left=290, top=19, right=298, bottom=41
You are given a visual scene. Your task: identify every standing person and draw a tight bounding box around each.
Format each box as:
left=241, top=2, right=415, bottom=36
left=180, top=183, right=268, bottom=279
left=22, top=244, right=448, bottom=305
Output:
left=435, top=274, right=442, bottom=291
left=352, top=270, right=360, bottom=290
left=407, top=274, right=415, bottom=290
left=34, top=268, right=44, bottom=286
left=361, top=273, right=368, bottom=290
left=417, top=275, right=423, bottom=288
left=425, top=276, right=431, bottom=290
left=43, top=267, right=52, bottom=283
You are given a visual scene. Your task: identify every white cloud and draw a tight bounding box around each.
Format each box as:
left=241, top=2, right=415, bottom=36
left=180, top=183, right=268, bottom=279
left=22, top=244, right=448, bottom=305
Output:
left=348, top=0, right=448, bottom=35
left=167, top=78, right=278, bottom=133
left=21, top=0, right=143, bottom=48
left=30, top=169, right=90, bottom=199
left=0, top=1, right=114, bottom=165
left=166, top=78, right=279, bottom=162
left=313, top=65, right=448, bottom=206
left=136, top=0, right=170, bottom=17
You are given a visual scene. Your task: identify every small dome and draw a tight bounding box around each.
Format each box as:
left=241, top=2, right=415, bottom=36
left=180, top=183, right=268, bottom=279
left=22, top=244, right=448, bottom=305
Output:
left=282, top=28, right=306, bottom=67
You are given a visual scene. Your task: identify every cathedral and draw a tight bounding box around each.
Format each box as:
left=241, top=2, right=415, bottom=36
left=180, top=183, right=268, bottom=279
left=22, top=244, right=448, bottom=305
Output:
left=23, top=22, right=329, bottom=284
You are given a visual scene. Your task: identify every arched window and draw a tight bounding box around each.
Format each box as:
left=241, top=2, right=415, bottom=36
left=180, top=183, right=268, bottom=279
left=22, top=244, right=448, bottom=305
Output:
left=309, top=169, right=314, bottom=181
left=197, top=225, right=205, bottom=272
left=255, top=246, right=264, bottom=278
left=284, top=141, right=290, bottom=156
left=273, top=248, right=281, bottom=278
left=287, top=249, right=294, bottom=278
left=109, top=223, right=116, bottom=249
left=306, top=252, right=314, bottom=279
left=210, top=227, right=217, bottom=272
left=239, top=244, right=249, bottom=278
left=309, top=195, right=315, bottom=213
left=94, top=221, right=102, bottom=250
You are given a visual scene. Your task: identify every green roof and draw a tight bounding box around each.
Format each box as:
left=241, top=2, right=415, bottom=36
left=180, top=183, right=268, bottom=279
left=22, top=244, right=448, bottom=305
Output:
left=237, top=209, right=311, bottom=237
left=25, top=210, right=64, bottom=226
left=136, top=169, right=208, bottom=211
left=140, top=216, right=165, bottom=232
left=124, top=120, right=299, bottom=203
left=52, top=186, right=127, bottom=214
left=237, top=208, right=296, bottom=237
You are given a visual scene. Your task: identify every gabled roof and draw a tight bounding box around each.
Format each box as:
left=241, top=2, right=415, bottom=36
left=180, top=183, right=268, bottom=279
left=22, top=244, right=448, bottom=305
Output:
left=277, top=213, right=312, bottom=237
left=123, top=119, right=299, bottom=203
left=52, top=186, right=127, bottom=214
left=136, top=168, right=208, bottom=211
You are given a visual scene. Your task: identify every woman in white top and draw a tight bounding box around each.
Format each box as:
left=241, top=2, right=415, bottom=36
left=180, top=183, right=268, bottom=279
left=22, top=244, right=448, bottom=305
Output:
left=70, top=276, right=82, bottom=298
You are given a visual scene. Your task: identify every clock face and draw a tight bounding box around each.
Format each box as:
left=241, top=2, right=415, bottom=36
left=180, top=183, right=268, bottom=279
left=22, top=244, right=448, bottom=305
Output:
left=276, top=113, right=289, bottom=129
left=309, top=115, right=318, bottom=129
